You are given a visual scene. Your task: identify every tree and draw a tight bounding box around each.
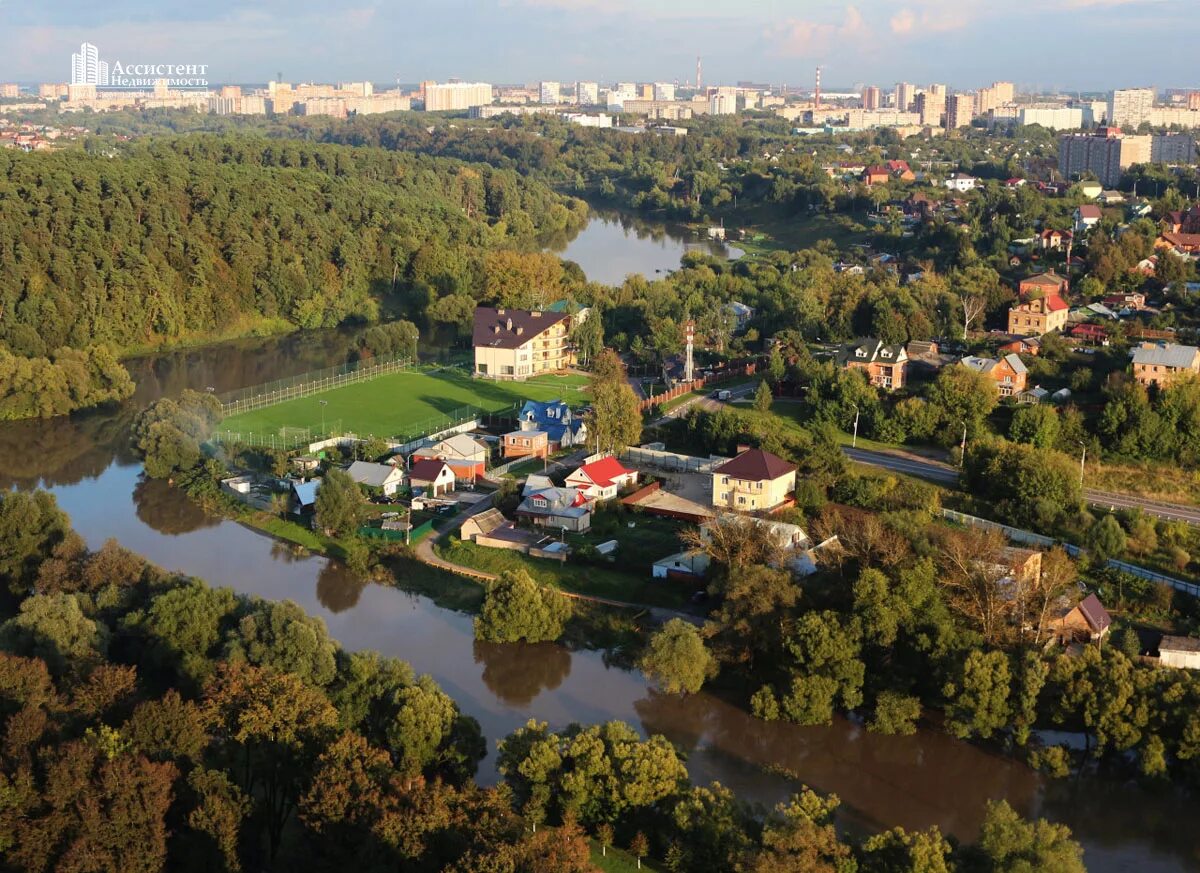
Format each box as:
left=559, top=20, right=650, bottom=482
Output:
left=586, top=349, right=642, bottom=454
left=132, top=390, right=222, bottom=480
left=754, top=379, right=774, bottom=415
left=680, top=514, right=789, bottom=577
left=967, top=800, right=1085, bottom=873
left=705, top=565, right=799, bottom=669
left=0, top=489, right=78, bottom=597
left=639, top=619, right=716, bottom=695
left=475, top=570, right=570, bottom=643
left=124, top=690, right=210, bottom=762
left=748, top=790, right=854, bottom=873
left=226, top=598, right=339, bottom=688
left=571, top=307, right=605, bottom=367
left=0, top=593, right=109, bottom=676
left=629, top=832, right=649, bottom=869
left=861, top=826, right=953, bottom=873
left=1086, top=515, right=1127, bottom=564
left=927, top=364, right=997, bottom=441
left=314, top=468, right=367, bottom=538
left=868, top=691, right=921, bottom=736
left=945, top=650, right=1011, bottom=740
left=779, top=611, right=865, bottom=725
left=185, top=768, right=252, bottom=873
left=1009, top=405, right=1060, bottom=449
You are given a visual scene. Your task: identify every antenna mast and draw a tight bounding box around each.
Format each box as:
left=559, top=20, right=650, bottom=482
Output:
left=815, top=65, right=822, bottom=111
left=696, top=56, right=702, bottom=91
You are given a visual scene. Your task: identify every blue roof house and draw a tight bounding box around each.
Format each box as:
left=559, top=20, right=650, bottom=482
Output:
left=516, top=400, right=588, bottom=449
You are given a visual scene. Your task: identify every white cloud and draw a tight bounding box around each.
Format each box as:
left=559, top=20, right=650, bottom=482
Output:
left=768, top=6, right=867, bottom=58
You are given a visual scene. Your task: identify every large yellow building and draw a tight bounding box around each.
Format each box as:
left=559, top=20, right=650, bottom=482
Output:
left=473, top=307, right=574, bottom=380
left=711, top=449, right=797, bottom=513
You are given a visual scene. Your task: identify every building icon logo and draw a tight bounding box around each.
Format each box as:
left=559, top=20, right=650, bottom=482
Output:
left=70, top=42, right=110, bottom=86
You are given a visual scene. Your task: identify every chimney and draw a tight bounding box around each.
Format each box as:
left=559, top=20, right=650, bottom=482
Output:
left=497, top=308, right=506, bottom=315
left=506, top=318, right=513, bottom=331
left=532, top=310, right=542, bottom=317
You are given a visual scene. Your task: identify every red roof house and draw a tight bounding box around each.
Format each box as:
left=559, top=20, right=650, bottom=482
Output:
left=564, top=455, right=639, bottom=500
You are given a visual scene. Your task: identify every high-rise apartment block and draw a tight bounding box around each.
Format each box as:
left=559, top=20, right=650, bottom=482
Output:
left=928, top=83, right=947, bottom=97
left=539, top=81, right=561, bottom=104
left=1150, top=133, right=1197, bottom=164
left=576, top=81, right=599, bottom=105
left=653, top=82, right=676, bottom=102
left=1108, top=88, right=1155, bottom=130
left=0, top=84, right=19, bottom=99
left=975, top=81, right=1015, bottom=117
left=893, top=82, right=915, bottom=112
left=947, top=94, right=975, bottom=129
left=424, top=82, right=493, bottom=112
left=1058, top=127, right=1151, bottom=186
left=862, top=86, right=880, bottom=110
left=916, top=91, right=945, bottom=127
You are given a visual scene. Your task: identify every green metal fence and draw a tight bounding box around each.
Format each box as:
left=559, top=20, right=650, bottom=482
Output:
left=218, top=355, right=414, bottom=416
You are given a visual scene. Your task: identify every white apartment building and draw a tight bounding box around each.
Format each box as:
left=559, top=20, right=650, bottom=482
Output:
left=1108, top=88, right=1155, bottom=130
left=653, top=82, right=676, bottom=102
left=894, top=82, right=915, bottom=111
left=946, top=94, right=975, bottom=129
left=424, top=82, right=493, bottom=112
left=539, top=81, right=561, bottom=104
left=576, top=81, right=599, bottom=105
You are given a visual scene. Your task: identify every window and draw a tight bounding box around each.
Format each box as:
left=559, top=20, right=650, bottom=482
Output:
left=478, top=363, right=488, bottom=375
left=721, top=492, right=730, bottom=501
left=722, top=476, right=729, bottom=485
left=738, top=496, right=746, bottom=505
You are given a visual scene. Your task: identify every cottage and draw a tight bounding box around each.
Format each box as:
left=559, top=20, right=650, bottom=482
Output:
left=411, top=433, right=490, bottom=481
left=503, top=430, right=549, bottom=460
left=1155, top=233, right=1200, bottom=256
left=1076, top=181, right=1103, bottom=200
left=290, top=479, right=321, bottom=515
left=1066, top=323, right=1109, bottom=345
left=726, top=301, right=754, bottom=331
left=836, top=338, right=908, bottom=390
left=1074, top=204, right=1102, bottom=234
left=1048, top=593, right=1112, bottom=645
left=408, top=459, right=455, bottom=497
left=863, top=165, right=890, bottom=186
left=943, top=172, right=977, bottom=192
left=473, top=306, right=574, bottom=380
left=516, top=485, right=593, bottom=532
left=564, top=454, right=639, bottom=501
left=344, top=461, right=405, bottom=496
left=1158, top=635, right=1200, bottom=670
left=1038, top=229, right=1071, bottom=251
left=960, top=354, right=1028, bottom=397
left=514, top=399, right=587, bottom=451
left=290, top=456, right=321, bottom=475
left=652, top=549, right=711, bottom=580
left=1131, top=342, right=1200, bottom=387
left=711, top=448, right=797, bottom=513
left=999, top=336, right=1041, bottom=356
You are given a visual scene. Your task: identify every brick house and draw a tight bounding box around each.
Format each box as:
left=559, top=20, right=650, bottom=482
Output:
left=502, top=430, right=549, bottom=460
left=711, top=449, right=797, bottom=513
left=473, top=307, right=574, bottom=380
left=1131, top=342, right=1200, bottom=387
left=836, top=338, right=909, bottom=390
left=1048, top=593, right=1111, bottom=645
left=1008, top=273, right=1069, bottom=337
left=960, top=354, right=1028, bottom=397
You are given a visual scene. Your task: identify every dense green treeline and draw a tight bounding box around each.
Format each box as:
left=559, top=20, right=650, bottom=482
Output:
left=0, top=488, right=1088, bottom=872
left=0, top=134, right=584, bottom=417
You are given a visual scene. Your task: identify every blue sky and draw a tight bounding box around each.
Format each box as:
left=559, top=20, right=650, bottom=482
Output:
left=0, top=0, right=1193, bottom=91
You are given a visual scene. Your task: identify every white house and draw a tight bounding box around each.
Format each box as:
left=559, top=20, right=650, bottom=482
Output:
left=943, top=173, right=977, bottom=192
left=344, top=461, right=405, bottom=496
left=1074, top=204, right=1102, bottom=234
left=408, top=459, right=456, bottom=497
left=564, top=454, right=639, bottom=501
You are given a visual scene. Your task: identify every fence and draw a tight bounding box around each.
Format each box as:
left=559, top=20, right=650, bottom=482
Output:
left=637, top=362, right=759, bottom=413
left=218, top=355, right=414, bottom=417
left=621, top=446, right=729, bottom=474
left=940, top=508, right=1200, bottom=597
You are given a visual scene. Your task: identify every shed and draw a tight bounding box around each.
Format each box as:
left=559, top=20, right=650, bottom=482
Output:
left=1159, top=635, right=1200, bottom=670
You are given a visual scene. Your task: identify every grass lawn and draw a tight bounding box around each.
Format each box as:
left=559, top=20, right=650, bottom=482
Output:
left=438, top=510, right=696, bottom=610
left=590, top=842, right=660, bottom=872
left=218, top=368, right=588, bottom=441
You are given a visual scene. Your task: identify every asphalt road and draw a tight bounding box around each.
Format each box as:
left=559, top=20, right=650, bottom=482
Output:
left=842, top=446, right=1200, bottom=526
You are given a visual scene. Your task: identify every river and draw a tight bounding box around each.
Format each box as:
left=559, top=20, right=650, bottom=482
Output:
left=1, top=217, right=1196, bottom=872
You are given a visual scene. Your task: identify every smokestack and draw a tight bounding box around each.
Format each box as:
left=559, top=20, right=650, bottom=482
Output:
left=815, top=65, right=821, bottom=112
left=696, top=56, right=702, bottom=91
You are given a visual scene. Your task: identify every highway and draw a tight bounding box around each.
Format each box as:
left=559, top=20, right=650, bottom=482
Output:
left=842, top=446, right=1200, bottom=526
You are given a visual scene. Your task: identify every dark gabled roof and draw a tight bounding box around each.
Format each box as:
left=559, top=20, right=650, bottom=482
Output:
left=1160, top=634, right=1200, bottom=653
left=409, top=458, right=451, bottom=482
left=714, top=449, right=795, bottom=482
left=836, top=337, right=908, bottom=367
left=1078, top=593, right=1111, bottom=633
left=472, top=307, right=569, bottom=350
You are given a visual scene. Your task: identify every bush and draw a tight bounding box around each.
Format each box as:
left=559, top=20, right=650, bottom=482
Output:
left=1028, top=745, right=1071, bottom=778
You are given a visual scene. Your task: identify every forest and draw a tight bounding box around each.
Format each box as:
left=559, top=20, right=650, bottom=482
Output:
left=0, top=134, right=586, bottom=418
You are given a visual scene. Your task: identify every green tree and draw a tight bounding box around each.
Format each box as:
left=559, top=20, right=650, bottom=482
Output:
left=945, top=650, right=1011, bottom=740
left=475, top=570, right=570, bottom=643
left=0, top=593, right=109, bottom=676
left=1086, top=515, right=1127, bottom=564
left=314, top=468, right=367, bottom=538
left=226, top=599, right=338, bottom=688
left=861, top=826, right=953, bottom=873
left=779, top=611, right=865, bottom=725
left=586, top=349, right=642, bottom=453
left=967, top=799, right=1085, bottom=873
left=754, top=380, right=774, bottom=415
left=639, top=619, right=716, bottom=695
left=868, top=691, right=922, bottom=736
left=0, top=489, right=77, bottom=597
left=927, top=364, right=998, bottom=440
left=1009, top=405, right=1060, bottom=448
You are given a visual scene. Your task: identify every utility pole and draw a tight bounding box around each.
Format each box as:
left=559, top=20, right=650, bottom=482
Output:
left=851, top=404, right=860, bottom=448
left=960, top=422, right=968, bottom=467
left=1078, top=441, right=1087, bottom=488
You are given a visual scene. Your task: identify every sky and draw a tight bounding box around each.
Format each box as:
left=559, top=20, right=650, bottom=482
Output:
left=0, top=0, right=1194, bottom=92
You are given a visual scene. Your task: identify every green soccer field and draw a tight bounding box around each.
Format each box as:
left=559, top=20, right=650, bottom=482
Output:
left=218, top=369, right=588, bottom=441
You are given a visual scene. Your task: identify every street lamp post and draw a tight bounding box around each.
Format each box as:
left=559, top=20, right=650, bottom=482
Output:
left=319, top=400, right=328, bottom=436
left=1078, top=440, right=1087, bottom=488
left=960, top=422, right=968, bottom=468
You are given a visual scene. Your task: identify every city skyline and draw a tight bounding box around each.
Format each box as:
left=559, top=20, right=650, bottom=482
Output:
left=0, top=0, right=1196, bottom=91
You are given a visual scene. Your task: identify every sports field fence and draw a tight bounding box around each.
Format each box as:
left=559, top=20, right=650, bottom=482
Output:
left=217, top=355, right=414, bottom=417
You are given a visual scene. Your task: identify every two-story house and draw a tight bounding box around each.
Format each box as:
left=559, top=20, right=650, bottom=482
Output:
left=514, top=399, right=587, bottom=451
left=1008, top=272, right=1069, bottom=337
left=836, top=338, right=909, bottom=390
left=960, top=354, right=1028, bottom=397
left=711, top=448, right=797, bottom=513
left=1131, top=342, right=1200, bottom=387
left=473, top=307, right=574, bottom=380
left=564, top=454, right=639, bottom=501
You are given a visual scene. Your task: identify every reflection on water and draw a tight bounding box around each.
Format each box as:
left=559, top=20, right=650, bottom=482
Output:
left=474, top=640, right=572, bottom=707
left=0, top=300, right=1195, bottom=873
left=547, top=208, right=743, bottom=286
